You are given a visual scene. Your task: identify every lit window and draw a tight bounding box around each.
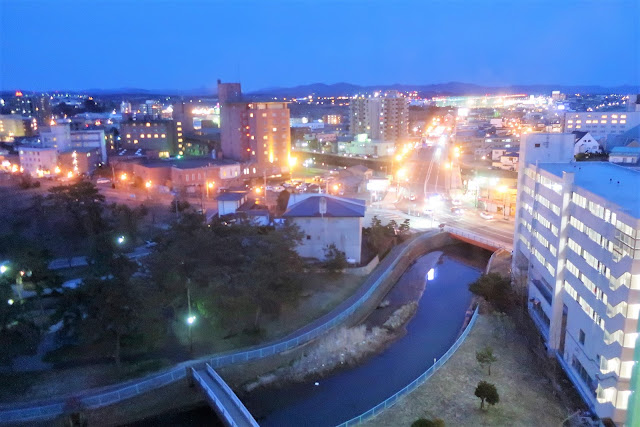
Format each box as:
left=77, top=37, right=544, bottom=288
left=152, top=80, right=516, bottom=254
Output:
left=177, top=132, right=182, bottom=137
left=154, top=134, right=159, bottom=138
left=147, top=134, right=151, bottom=138
left=567, top=120, right=573, bottom=123
left=621, top=115, right=627, bottom=118
left=177, top=122, right=182, bottom=126
left=126, top=134, right=131, bottom=138
left=601, top=120, right=607, bottom=124
left=620, top=120, right=626, bottom=124
left=612, top=114, right=618, bottom=118
left=178, top=138, right=183, bottom=142
left=612, top=120, right=617, bottom=124
left=161, top=134, right=166, bottom=138
left=134, top=139, right=138, bottom=144
left=576, top=120, right=581, bottom=123
left=272, top=127, right=277, bottom=132
left=567, top=125, right=573, bottom=128
left=601, top=115, right=607, bottom=118
left=140, top=134, right=145, bottom=138
left=146, top=123, right=151, bottom=127
left=263, top=136, right=268, bottom=140
left=249, top=113, right=254, bottom=118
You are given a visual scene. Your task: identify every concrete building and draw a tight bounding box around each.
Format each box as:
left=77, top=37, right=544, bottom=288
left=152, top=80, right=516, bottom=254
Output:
left=564, top=112, right=640, bottom=140
left=59, top=147, right=101, bottom=175
left=512, top=133, right=640, bottom=425
left=120, top=119, right=178, bottom=158
left=0, top=115, right=28, bottom=138
left=627, top=94, right=640, bottom=112
left=609, top=146, right=640, bottom=165
left=18, top=146, right=58, bottom=177
left=283, top=194, right=365, bottom=263
left=349, top=92, right=409, bottom=142
left=40, top=123, right=71, bottom=151
left=131, top=158, right=241, bottom=191
left=338, top=133, right=395, bottom=157
left=69, top=129, right=107, bottom=163
left=218, top=80, right=291, bottom=177
left=217, top=191, right=249, bottom=216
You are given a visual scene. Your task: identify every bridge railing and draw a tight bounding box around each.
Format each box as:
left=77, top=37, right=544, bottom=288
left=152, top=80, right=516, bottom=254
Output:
left=444, top=225, right=511, bottom=251
left=336, top=306, right=480, bottom=426
left=204, top=364, right=259, bottom=427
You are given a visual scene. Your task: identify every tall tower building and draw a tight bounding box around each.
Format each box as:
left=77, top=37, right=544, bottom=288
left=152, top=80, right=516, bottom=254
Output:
left=218, top=80, right=291, bottom=177
left=349, top=91, right=408, bottom=142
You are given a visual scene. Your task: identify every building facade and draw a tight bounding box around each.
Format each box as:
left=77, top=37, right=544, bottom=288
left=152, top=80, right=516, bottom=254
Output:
left=349, top=92, right=409, bottom=142
left=564, top=112, right=640, bottom=140
left=512, top=133, right=640, bottom=425
left=120, top=119, right=178, bottom=158
left=69, top=129, right=107, bottom=163
left=18, top=146, right=58, bottom=176
left=283, top=194, right=365, bottom=263
left=218, top=80, right=291, bottom=177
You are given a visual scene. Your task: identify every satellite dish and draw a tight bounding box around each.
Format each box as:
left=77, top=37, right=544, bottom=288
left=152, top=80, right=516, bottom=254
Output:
left=319, top=197, right=327, bottom=216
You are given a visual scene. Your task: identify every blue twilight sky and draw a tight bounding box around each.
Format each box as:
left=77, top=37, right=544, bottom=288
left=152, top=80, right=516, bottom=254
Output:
left=1, top=0, right=638, bottom=92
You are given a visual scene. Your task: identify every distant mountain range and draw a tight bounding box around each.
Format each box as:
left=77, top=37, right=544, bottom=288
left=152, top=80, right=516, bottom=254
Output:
left=6, top=82, right=638, bottom=98
left=250, top=82, right=640, bottom=98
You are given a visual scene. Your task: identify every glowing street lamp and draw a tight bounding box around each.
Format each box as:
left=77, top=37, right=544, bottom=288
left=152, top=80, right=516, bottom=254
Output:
left=117, top=235, right=125, bottom=245
left=120, top=172, right=127, bottom=181
left=145, top=180, right=152, bottom=188
left=0, top=265, right=7, bottom=274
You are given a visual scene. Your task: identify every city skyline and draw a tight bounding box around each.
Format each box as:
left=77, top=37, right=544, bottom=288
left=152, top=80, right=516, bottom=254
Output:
left=1, top=0, right=639, bottom=92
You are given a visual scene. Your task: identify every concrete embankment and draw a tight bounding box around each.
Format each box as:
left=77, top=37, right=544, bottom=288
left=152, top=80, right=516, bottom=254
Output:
left=1, top=231, right=460, bottom=426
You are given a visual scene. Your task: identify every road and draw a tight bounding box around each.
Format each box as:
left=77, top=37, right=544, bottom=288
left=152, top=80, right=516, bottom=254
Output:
left=366, top=140, right=515, bottom=248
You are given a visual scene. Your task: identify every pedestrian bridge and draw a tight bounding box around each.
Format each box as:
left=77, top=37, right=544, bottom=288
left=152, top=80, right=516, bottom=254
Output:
left=191, top=364, right=259, bottom=427
left=444, top=225, right=511, bottom=252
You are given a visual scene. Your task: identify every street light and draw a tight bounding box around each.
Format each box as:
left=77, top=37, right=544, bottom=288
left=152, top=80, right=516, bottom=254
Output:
left=0, top=265, right=7, bottom=274
left=206, top=181, right=214, bottom=198
left=117, top=235, right=125, bottom=245
left=120, top=172, right=127, bottom=181
left=145, top=180, right=152, bottom=188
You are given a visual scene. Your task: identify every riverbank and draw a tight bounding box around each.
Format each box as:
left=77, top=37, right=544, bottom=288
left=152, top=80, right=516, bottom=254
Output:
left=362, top=313, right=569, bottom=426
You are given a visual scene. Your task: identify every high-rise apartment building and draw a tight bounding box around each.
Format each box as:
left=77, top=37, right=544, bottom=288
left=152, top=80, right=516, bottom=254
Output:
left=513, top=133, right=640, bottom=425
left=218, top=80, right=291, bottom=176
left=349, top=92, right=408, bottom=142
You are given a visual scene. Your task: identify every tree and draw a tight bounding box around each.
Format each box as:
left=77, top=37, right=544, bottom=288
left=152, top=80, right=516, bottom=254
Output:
left=276, top=189, right=291, bottom=214
left=323, top=243, right=348, bottom=270
left=469, top=272, right=513, bottom=312
left=47, top=181, right=106, bottom=237
left=474, top=381, right=499, bottom=409
left=398, top=218, right=411, bottom=236
left=53, top=256, right=157, bottom=367
left=412, top=419, right=445, bottom=427
left=476, top=345, right=498, bottom=375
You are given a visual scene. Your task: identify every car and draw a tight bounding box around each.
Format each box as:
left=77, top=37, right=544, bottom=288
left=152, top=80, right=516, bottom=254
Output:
left=451, top=199, right=462, bottom=206
left=96, top=178, right=111, bottom=184
left=479, top=211, right=494, bottom=220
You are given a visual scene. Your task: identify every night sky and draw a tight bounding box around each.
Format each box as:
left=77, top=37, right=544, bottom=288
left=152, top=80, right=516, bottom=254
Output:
left=1, top=0, right=638, bottom=92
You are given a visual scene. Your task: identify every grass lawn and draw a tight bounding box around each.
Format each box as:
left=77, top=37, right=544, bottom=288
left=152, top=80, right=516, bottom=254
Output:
left=363, top=314, right=571, bottom=427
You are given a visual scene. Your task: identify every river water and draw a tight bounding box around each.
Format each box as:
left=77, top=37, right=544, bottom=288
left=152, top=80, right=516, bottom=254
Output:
left=241, top=244, right=488, bottom=426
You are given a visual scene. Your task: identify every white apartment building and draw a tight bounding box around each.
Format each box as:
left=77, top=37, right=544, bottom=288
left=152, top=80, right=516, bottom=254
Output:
left=513, top=133, right=640, bottom=425
left=564, top=111, right=640, bottom=140
left=349, top=92, right=409, bottom=142
left=19, top=147, right=58, bottom=177
left=39, top=123, right=71, bottom=151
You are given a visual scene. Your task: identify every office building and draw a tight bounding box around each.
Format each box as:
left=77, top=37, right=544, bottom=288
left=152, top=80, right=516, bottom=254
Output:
left=120, top=119, right=178, bottom=158
left=512, top=133, right=640, bottom=425
left=627, top=95, right=640, bottom=112
left=349, top=91, right=409, bottom=142
left=218, top=80, right=291, bottom=176
left=40, top=123, right=72, bottom=151
left=564, top=112, right=640, bottom=140
left=120, top=101, right=132, bottom=114
left=0, top=115, right=29, bottom=138
left=69, top=129, right=107, bottom=163
left=59, top=147, right=101, bottom=175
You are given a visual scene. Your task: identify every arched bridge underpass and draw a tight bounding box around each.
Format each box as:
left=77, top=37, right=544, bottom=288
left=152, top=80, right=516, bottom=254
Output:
left=444, top=225, right=511, bottom=252
left=191, top=364, right=259, bottom=427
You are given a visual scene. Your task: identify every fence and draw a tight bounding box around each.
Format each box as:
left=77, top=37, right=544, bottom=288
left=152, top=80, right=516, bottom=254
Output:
left=336, top=306, right=480, bottom=427
left=0, top=231, right=448, bottom=424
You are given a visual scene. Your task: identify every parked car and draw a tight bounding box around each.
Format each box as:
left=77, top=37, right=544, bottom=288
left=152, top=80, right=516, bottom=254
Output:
left=96, top=178, right=111, bottom=184
left=479, top=211, right=494, bottom=220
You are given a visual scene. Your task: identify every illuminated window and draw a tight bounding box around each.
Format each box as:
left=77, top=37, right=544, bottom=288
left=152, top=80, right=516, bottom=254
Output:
left=154, top=134, right=158, bottom=138
left=567, top=120, right=573, bottom=123
left=576, top=120, right=581, bottom=123
left=601, top=115, right=607, bottom=118
left=249, top=113, right=254, bottom=118
left=272, top=127, right=277, bottom=132
left=612, top=114, right=618, bottom=118
left=140, top=134, right=145, bottom=138
left=178, top=138, right=183, bottom=142
left=576, top=125, right=581, bottom=128
left=263, top=136, right=268, bottom=140
left=126, top=134, right=131, bottom=138
left=612, top=120, right=617, bottom=124
left=250, top=136, right=255, bottom=140
left=252, top=151, right=255, bottom=155
left=262, top=113, right=267, bottom=117
left=620, top=120, right=626, bottom=124
left=621, top=115, right=627, bottom=118
left=586, top=120, right=591, bottom=124
left=177, top=132, right=182, bottom=137
left=161, top=133, right=166, bottom=138
left=146, top=123, right=151, bottom=127
left=177, top=122, right=182, bottom=126
left=134, top=139, right=138, bottom=144
left=147, top=134, right=151, bottom=138
left=567, top=125, right=573, bottom=128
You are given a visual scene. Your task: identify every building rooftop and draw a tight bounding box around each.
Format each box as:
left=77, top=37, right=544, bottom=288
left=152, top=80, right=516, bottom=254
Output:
left=139, top=158, right=238, bottom=169
left=283, top=194, right=366, bottom=218
left=538, top=162, right=640, bottom=218
left=216, top=191, right=247, bottom=202
left=610, top=146, right=640, bottom=154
